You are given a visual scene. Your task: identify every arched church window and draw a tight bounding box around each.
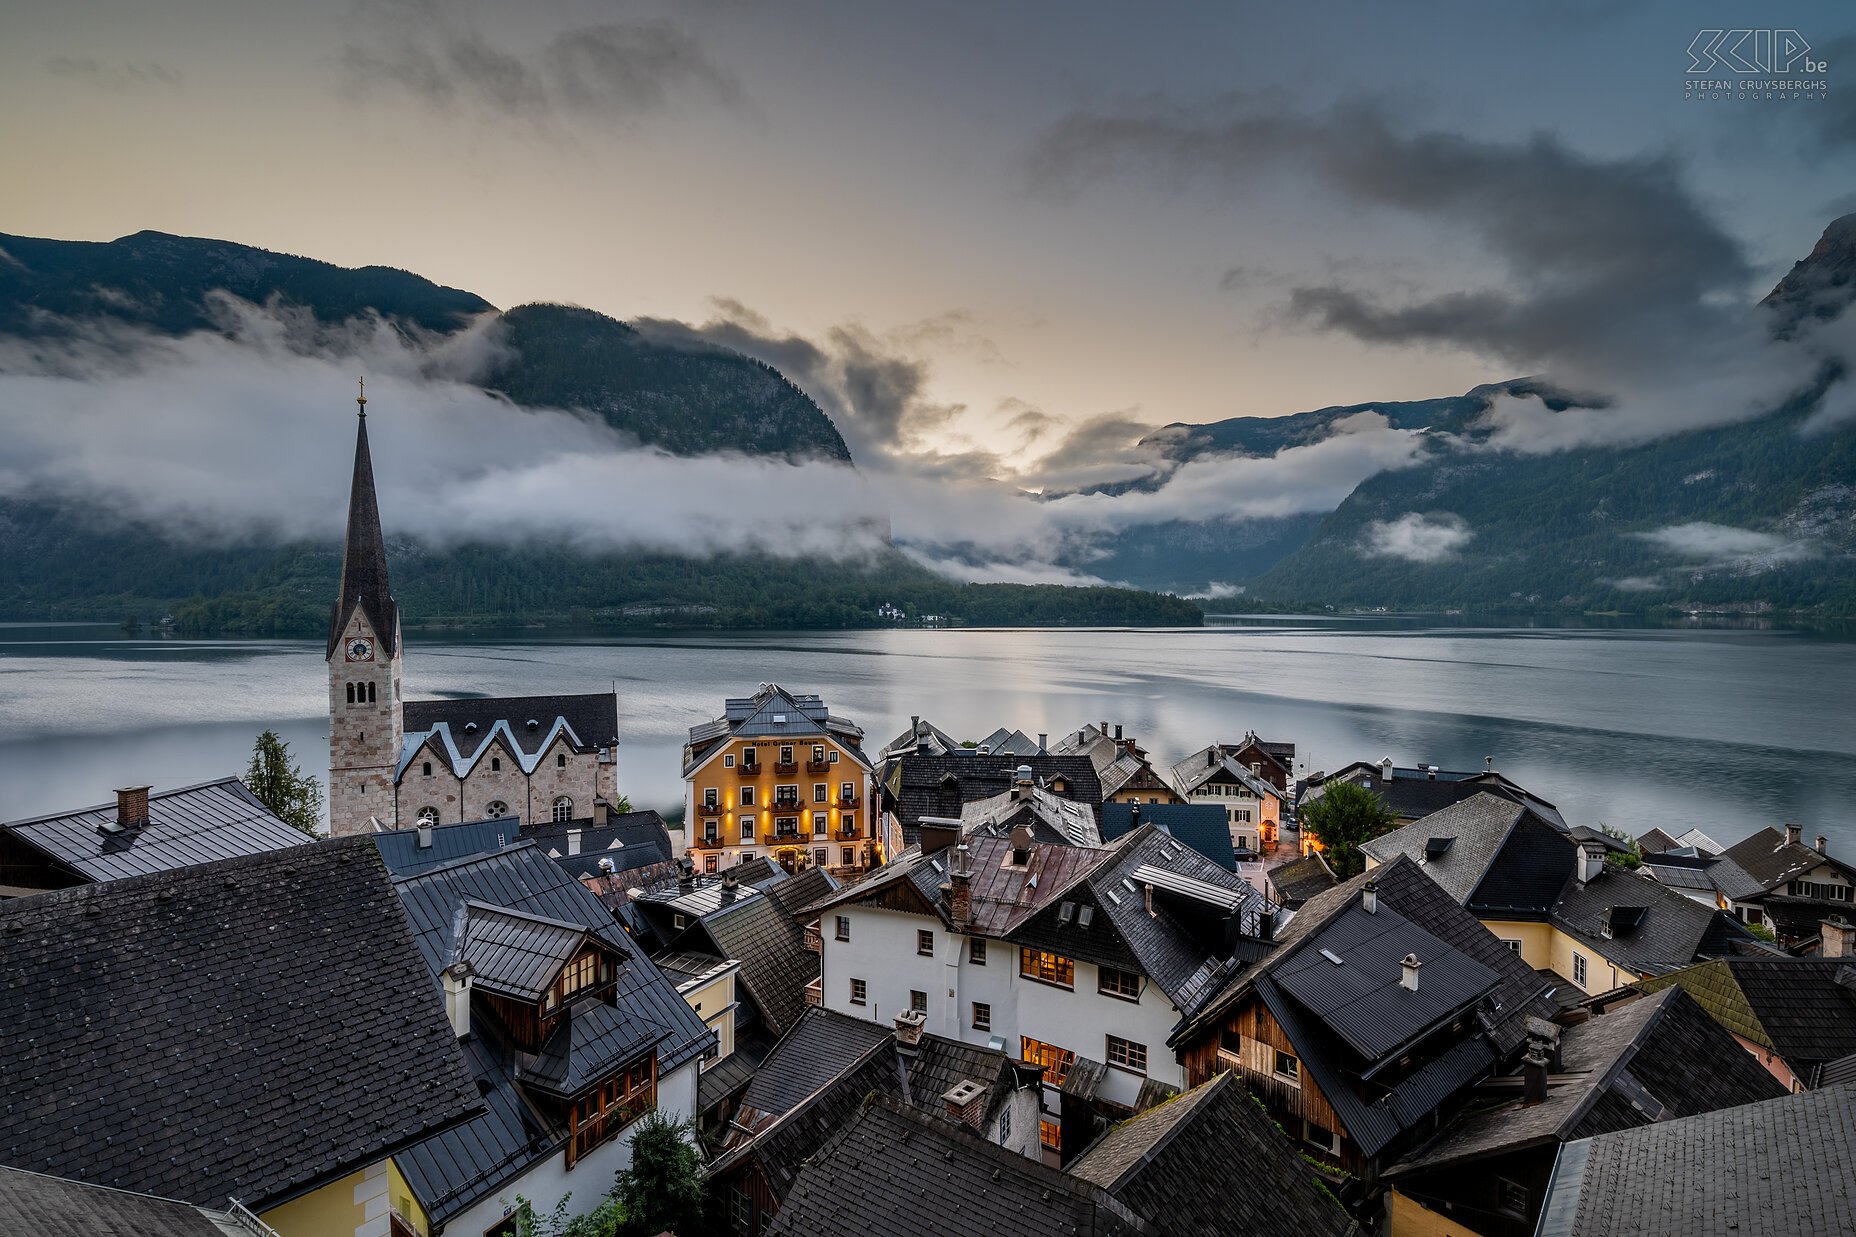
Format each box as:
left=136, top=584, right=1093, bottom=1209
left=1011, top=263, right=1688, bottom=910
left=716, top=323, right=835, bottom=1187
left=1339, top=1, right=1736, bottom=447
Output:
left=422, top=761, right=432, bottom=777
left=485, top=801, right=509, bottom=818
left=345, top=683, right=355, bottom=704
left=552, top=796, right=573, bottom=823
left=415, top=807, right=439, bottom=827
left=367, top=681, right=377, bottom=703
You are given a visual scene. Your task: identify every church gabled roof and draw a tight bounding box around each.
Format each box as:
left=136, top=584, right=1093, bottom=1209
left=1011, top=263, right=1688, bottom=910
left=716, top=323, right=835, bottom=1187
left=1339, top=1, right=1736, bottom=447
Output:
left=327, top=399, right=398, bottom=658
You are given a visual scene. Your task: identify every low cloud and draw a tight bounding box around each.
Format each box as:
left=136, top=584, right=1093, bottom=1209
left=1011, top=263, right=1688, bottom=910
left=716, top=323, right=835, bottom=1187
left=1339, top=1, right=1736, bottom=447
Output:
left=1183, top=582, right=1245, bottom=600
left=1361, top=512, right=1473, bottom=563
left=1634, top=522, right=1816, bottom=566
left=342, top=8, right=741, bottom=124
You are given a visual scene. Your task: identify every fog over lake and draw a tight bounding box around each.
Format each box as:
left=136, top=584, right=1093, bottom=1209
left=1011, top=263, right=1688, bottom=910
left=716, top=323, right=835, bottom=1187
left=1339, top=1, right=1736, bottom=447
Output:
left=2, top=619, right=1850, bottom=858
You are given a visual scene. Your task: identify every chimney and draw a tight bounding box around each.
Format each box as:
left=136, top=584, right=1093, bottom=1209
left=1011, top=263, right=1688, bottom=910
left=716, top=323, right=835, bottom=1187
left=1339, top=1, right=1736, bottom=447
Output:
left=1012, top=764, right=1033, bottom=800
left=1206, top=748, right=1217, bottom=768
left=1114, top=724, right=1123, bottom=741
left=920, top=820, right=961, bottom=855
left=1427, top=765, right=1438, bottom=781
left=115, top=785, right=151, bottom=830
left=1521, top=1015, right=1559, bottom=1105
left=949, top=844, right=972, bottom=930
left=677, top=858, right=696, bottom=891
left=1037, top=732, right=1048, bottom=755
left=442, top=964, right=473, bottom=1039
left=1822, top=917, right=1855, bottom=959
left=1129, top=803, right=1142, bottom=829
left=1399, top=952, right=1422, bottom=992
left=593, top=798, right=610, bottom=826
left=1361, top=880, right=1378, bottom=915
left=1816, top=835, right=1829, bottom=855
left=1577, top=843, right=1605, bottom=886
left=722, top=868, right=740, bottom=892
left=893, top=1009, right=927, bottom=1049
left=567, top=828, right=583, bottom=856
left=1786, top=823, right=1802, bottom=847
left=416, top=822, right=434, bottom=849
left=1379, top=756, right=1394, bottom=781
left=941, top=1080, right=987, bottom=1130
left=1143, top=881, right=1155, bottom=917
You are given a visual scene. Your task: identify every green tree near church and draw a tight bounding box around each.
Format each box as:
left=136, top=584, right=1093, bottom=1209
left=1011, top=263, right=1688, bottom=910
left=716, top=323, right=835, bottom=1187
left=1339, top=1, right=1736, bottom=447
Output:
left=243, top=729, right=325, bottom=836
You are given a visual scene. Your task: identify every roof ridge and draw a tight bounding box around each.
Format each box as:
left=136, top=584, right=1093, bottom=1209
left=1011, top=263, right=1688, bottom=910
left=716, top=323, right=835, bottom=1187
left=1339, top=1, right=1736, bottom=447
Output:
left=1078, top=1072, right=1232, bottom=1192
left=0, top=775, right=260, bottom=829
left=0, top=832, right=376, bottom=912
left=390, top=837, right=541, bottom=884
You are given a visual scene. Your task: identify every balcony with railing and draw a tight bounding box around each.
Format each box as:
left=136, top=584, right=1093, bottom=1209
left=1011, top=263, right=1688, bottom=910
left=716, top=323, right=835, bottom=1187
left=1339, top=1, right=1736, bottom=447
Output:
left=735, top=760, right=761, bottom=777
left=804, top=976, right=822, bottom=1007
left=772, top=793, right=802, bottom=812
left=837, top=822, right=862, bottom=839
left=696, top=799, right=725, bottom=816
left=805, top=758, right=831, bottom=773
left=803, top=919, right=821, bottom=952
left=691, top=828, right=726, bottom=849
left=773, top=761, right=799, bottom=776
left=837, top=790, right=861, bottom=808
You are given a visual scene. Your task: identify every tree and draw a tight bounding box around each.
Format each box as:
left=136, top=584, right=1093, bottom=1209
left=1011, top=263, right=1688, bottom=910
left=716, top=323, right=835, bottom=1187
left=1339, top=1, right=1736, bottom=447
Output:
left=1597, top=823, right=1643, bottom=870
left=244, top=729, right=324, bottom=836
left=1299, top=781, right=1398, bottom=879
left=609, top=794, right=634, bottom=815
left=616, top=1112, right=706, bottom=1236
left=512, top=1193, right=627, bottom=1237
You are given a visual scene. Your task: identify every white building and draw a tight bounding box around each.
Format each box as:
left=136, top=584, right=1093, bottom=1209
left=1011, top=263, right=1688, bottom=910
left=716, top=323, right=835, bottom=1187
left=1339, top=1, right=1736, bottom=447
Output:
left=804, top=823, right=1274, bottom=1161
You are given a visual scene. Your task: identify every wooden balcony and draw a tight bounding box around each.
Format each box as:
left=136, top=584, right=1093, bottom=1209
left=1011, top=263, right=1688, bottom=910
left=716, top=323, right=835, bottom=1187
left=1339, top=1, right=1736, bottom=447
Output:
left=691, top=830, right=726, bottom=849
left=805, top=759, right=831, bottom=773
left=735, top=761, right=761, bottom=777
left=837, top=792, right=861, bottom=808
left=804, top=976, right=822, bottom=1007
left=696, top=800, right=724, bottom=816
left=773, top=761, right=799, bottom=776
left=837, top=824, right=862, bottom=839
left=803, top=920, right=821, bottom=952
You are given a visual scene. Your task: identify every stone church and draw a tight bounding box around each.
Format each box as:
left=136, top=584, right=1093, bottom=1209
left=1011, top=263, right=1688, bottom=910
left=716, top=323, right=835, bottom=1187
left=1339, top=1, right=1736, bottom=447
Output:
left=327, top=391, right=620, bottom=835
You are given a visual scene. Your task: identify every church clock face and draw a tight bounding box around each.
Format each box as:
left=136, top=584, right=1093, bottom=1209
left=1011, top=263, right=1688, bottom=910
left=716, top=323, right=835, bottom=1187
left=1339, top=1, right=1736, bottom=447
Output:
left=347, top=638, right=374, bottom=663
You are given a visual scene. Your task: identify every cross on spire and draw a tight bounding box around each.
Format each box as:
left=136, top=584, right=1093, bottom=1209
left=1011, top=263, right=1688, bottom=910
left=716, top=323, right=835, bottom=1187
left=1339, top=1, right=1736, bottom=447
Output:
left=357, top=375, right=367, bottom=416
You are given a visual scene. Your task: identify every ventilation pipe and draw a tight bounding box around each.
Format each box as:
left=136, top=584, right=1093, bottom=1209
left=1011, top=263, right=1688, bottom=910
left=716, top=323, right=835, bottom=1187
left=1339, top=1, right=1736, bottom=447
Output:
left=416, top=822, right=434, bottom=850
left=1400, top=952, right=1422, bottom=992
left=1361, top=880, right=1378, bottom=915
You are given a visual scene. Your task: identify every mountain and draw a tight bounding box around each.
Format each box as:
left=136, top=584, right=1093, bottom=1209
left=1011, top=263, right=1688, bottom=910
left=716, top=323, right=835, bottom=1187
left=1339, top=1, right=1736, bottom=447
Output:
left=0, top=230, right=1196, bottom=630
left=0, top=229, right=851, bottom=461
left=1083, top=217, right=1856, bottom=615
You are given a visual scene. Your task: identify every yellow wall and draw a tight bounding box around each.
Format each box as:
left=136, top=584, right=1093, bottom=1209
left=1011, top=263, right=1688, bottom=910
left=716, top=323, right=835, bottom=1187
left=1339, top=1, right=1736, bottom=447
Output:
left=260, top=1159, right=428, bottom=1237
left=687, top=737, right=873, bottom=868
left=1478, top=919, right=1555, bottom=970
left=1479, top=918, right=1633, bottom=995
left=1389, top=1188, right=1485, bottom=1237
left=684, top=968, right=738, bottom=1061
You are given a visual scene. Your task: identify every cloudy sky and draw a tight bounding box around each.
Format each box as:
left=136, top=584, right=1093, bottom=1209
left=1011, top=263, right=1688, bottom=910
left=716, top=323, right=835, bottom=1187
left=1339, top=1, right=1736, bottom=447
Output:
left=2, top=1, right=1854, bottom=578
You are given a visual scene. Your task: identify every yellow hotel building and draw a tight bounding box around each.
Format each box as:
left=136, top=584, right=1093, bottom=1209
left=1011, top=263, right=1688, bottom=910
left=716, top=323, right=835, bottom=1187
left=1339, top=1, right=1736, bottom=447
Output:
left=682, top=684, right=880, bottom=877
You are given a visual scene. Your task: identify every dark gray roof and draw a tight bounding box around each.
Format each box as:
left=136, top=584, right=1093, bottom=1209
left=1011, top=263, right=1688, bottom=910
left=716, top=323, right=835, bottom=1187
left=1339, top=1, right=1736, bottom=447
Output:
left=684, top=685, right=871, bottom=772
left=1537, top=1084, right=1856, bottom=1237
left=1272, top=901, right=1501, bottom=1060
left=1718, top=826, right=1856, bottom=895
left=1, top=778, right=310, bottom=884
left=1549, top=866, right=1756, bottom=977
left=327, top=407, right=398, bottom=658
left=374, top=817, right=521, bottom=876
left=389, top=841, right=712, bottom=1224
left=1636, top=957, right=1856, bottom=1077
left=0, top=1167, right=240, bottom=1237
left=403, top=692, right=618, bottom=766
left=976, top=726, right=1044, bottom=756
left=1170, top=747, right=1280, bottom=799
left=698, top=1049, right=761, bottom=1113
left=1270, top=852, right=1339, bottom=905
left=879, top=716, right=962, bottom=760
left=0, top=836, right=482, bottom=1211
left=737, top=1008, right=894, bottom=1122
left=696, top=895, right=818, bottom=1038
left=765, top=1095, right=1158, bottom=1237
left=1100, top=802, right=1235, bottom=871
left=1070, top=1073, right=1355, bottom=1237
left=455, top=899, right=607, bottom=1002
left=884, top=753, right=1103, bottom=845
left=1389, top=986, right=1787, bottom=1175
left=762, top=864, right=838, bottom=921
left=523, top=811, right=676, bottom=880
left=1307, top=763, right=1563, bottom=827
left=1361, top=794, right=1534, bottom=904
left=1821, top=1050, right=1856, bottom=1088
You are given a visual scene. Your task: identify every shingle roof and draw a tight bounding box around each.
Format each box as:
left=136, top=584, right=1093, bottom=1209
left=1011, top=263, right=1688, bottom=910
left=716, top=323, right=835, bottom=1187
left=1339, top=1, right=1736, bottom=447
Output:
left=1270, top=852, right=1339, bottom=904
left=765, top=1095, right=1158, bottom=1237
left=1536, top=1084, right=1856, bottom=1237
left=1359, top=793, right=1533, bottom=905
left=735, top=1008, right=896, bottom=1123
left=1070, top=1074, right=1355, bottom=1237
left=1549, top=866, right=1756, bottom=977
left=1389, top=986, right=1786, bottom=1175
left=0, top=1167, right=240, bottom=1237
left=0, top=836, right=482, bottom=1211
left=879, top=716, right=962, bottom=760
left=522, top=811, right=676, bottom=880
left=762, top=865, right=838, bottom=923
left=884, top=753, right=1103, bottom=845
left=1, top=778, right=311, bottom=884
left=1306, top=764, right=1563, bottom=826
left=1635, top=957, right=1856, bottom=1078
left=389, top=842, right=712, bottom=1224
left=1718, top=826, right=1855, bottom=894
left=1100, top=802, right=1235, bottom=871
left=1170, top=747, right=1280, bottom=799
left=961, top=785, right=1102, bottom=847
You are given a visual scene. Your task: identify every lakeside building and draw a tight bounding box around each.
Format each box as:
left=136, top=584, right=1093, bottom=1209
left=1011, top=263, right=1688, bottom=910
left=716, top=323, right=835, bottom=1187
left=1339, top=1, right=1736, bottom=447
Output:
left=325, top=393, right=619, bottom=834
left=680, top=683, right=881, bottom=877
left=880, top=750, right=1104, bottom=849
left=1170, top=744, right=1286, bottom=856
left=804, top=823, right=1273, bottom=1164
left=1052, top=722, right=1185, bottom=805
left=1634, top=950, right=1856, bottom=1092
left=1300, top=759, right=1565, bottom=833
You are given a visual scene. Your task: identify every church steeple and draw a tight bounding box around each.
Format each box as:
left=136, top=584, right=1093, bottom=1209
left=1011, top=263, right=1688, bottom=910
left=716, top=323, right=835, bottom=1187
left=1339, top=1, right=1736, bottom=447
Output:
left=327, top=380, right=398, bottom=658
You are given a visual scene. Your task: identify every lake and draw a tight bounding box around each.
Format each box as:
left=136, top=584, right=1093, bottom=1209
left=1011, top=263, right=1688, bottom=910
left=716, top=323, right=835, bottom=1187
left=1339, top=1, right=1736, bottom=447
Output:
left=1, top=618, right=1851, bottom=858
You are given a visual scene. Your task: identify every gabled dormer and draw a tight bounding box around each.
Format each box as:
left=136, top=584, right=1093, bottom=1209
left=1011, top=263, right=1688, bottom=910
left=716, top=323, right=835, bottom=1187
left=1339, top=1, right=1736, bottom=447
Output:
left=445, top=900, right=629, bottom=1051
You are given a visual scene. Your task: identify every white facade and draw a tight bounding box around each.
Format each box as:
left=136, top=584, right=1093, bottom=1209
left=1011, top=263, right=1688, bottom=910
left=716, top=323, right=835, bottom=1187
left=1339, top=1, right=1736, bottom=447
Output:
left=443, top=1059, right=700, bottom=1237
left=817, top=904, right=1187, bottom=1108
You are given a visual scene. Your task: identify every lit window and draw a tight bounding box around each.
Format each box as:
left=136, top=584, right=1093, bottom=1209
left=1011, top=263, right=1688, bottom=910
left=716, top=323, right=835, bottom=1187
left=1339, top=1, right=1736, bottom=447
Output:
left=1019, top=948, right=1074, bottom=989
left=917, top=929, right=934, bottom=956
left=850, top=978, right=867, bottom=1005
left=557, top=952, right=600, bottom=1003
left=1021, top=1036, right=1075, bottom=1085
left=1039, top=1118, right=1061, bottom=1152
left=1098, top=966, right=1141, bottom=1000
left=551, top=796, right=573, bottom=823
left=1275, top=1050, right=1300, bottom=1083
left=972, top=1001, right=991, bottom=1030
left=1106, top=1035, right=1147, bottom=1074
left=704, top=854, right=718, bottom=874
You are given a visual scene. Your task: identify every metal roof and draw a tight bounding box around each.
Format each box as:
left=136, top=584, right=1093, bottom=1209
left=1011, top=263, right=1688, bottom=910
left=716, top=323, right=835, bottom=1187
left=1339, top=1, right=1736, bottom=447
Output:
left=2, top=778, right=310, bottom=883
left=1129, top=863, right=1249, bottom=912
left=455, top=900, right=604, bottom=1002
